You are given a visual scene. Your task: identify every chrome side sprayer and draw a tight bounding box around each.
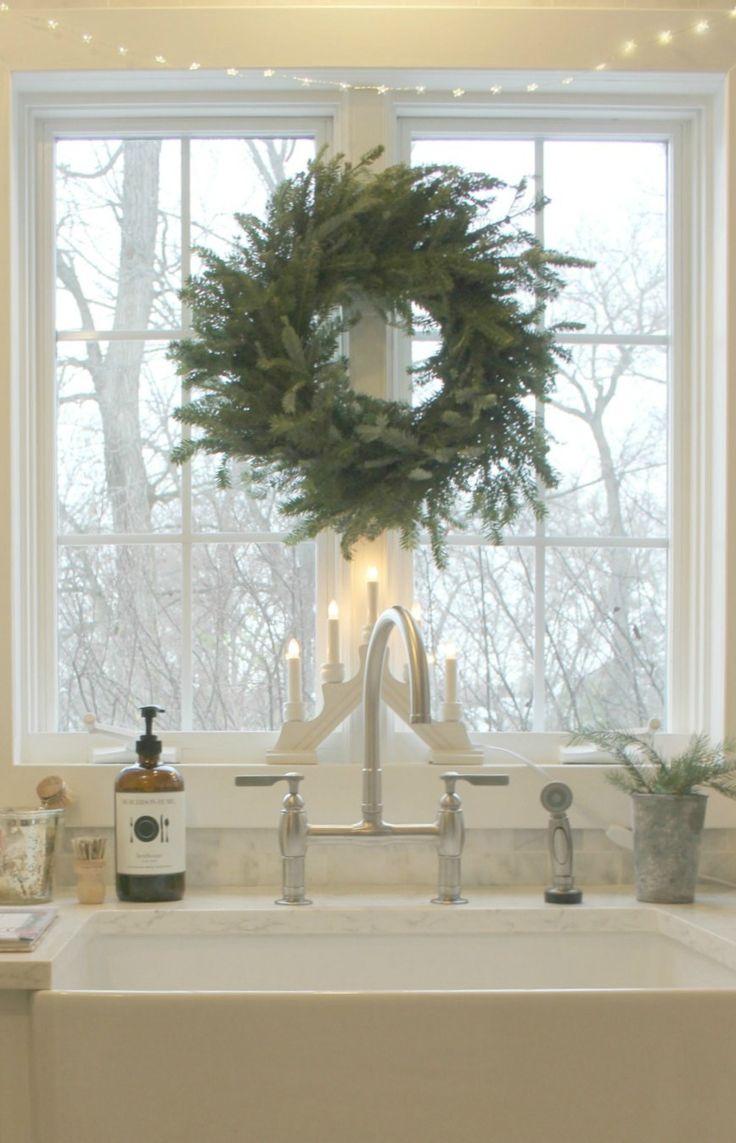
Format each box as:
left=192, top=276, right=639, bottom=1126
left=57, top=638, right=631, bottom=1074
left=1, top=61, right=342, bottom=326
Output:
left=540, top=781, right=583, bottom=905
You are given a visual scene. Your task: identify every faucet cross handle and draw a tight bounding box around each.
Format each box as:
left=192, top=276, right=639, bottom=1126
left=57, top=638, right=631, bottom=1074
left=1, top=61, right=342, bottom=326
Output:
left=433, top=771, right=510, bottom=905
left=234, top=773, right=310, bottom=906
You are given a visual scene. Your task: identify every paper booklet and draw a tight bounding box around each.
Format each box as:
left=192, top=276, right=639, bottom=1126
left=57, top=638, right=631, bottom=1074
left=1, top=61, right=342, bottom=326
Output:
left=0, top=907, right=58, bottom=952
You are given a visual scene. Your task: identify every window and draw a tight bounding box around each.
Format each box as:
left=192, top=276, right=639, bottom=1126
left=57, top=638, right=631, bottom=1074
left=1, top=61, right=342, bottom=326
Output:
left=13, top=80, right=723, bottom=783
left=406, top=130, right=669, bottom=732
left=55, top=132, right=320, bottom=734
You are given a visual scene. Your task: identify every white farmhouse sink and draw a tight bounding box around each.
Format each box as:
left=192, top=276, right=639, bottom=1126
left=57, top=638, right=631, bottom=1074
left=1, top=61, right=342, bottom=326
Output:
left=49, top=905, right=736, bottom=991
left=32, top=903, right=736, bottom=1143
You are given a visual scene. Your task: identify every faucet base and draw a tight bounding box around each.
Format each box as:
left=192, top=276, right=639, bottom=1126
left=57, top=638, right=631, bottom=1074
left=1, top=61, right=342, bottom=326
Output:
left=544, top=886, right=583, bottom=905
left=430, top=895, right=468, bottom=905
left=276, top=895, right=313, bottom=906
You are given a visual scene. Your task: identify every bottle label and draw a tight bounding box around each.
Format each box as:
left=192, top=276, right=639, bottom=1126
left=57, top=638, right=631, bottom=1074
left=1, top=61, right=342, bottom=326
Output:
left=115, top=792, right=185, bottom=875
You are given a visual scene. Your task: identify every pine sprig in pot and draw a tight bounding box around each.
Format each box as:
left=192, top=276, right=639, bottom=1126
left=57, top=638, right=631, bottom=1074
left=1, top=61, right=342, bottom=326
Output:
left=569, top=727, right=736, bottom=798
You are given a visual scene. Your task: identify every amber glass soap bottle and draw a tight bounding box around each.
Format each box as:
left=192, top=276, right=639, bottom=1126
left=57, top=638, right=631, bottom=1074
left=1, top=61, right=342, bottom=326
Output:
left=115, top=705, right=185, bottom=902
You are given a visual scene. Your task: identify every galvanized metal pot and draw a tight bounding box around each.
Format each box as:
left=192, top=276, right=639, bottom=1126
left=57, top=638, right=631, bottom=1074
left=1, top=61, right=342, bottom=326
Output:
left=632, top=792, right=707, bottom=903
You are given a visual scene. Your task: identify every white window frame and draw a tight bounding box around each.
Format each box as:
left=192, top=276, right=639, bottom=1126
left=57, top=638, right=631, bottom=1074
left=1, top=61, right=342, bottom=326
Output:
left=6, top=76, right=732, bottom=829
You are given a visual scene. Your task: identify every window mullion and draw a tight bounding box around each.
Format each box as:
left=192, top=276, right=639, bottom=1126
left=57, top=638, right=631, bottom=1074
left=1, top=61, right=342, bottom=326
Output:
left=180, top=136, right=193, bottom=731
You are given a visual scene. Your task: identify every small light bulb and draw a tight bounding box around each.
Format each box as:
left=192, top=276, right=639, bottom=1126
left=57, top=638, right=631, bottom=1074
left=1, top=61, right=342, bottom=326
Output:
left=562, top=76, right=574, bottom=85
left=694, top=19, right=709, bottom=34
left=118, top=45, right=128, bottom=56
left=263, top=68, right=275, bottom=77
left=452, top=87, right=465, bottom=98
left=376, top=85, right=389, bottom=95
left=286, top=638, right=300, bottom=660
left=657, top=30, right=673, bottom=45
left=595, top=62, right=608, bottom=71
left=490, top=85, right=502, bottom=95
left=46, top=18, right=59, bottom=30
left=328, top=600, right=339, bottom=621
left=189, top=61, right=201, bottom=71
left=526, top=83, right=539, bottom=92
left=622, top=40, right=637, bottom=55
left=416, top=85, right=426, bottom=94
left=0, top=5, right=9, bottom=14
left=81, top=33, right=93, bottom=45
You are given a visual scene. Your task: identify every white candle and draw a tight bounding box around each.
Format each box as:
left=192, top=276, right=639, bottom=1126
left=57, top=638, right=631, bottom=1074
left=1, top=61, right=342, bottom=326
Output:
left=366, top=567, right=379, bottom=627
left=444, top=643, right=458, bottom=704
left=286, top=638, right=302, bottom=703
left=327, top=600, right=340, bottom=665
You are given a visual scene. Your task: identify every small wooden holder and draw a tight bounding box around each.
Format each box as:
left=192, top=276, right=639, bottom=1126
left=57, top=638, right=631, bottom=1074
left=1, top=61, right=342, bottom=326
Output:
left=74, top=859, right=106, bottom=905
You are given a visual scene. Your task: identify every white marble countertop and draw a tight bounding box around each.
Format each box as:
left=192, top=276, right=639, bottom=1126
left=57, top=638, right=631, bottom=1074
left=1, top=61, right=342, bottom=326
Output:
left=5, top=884, right=736, bottom=991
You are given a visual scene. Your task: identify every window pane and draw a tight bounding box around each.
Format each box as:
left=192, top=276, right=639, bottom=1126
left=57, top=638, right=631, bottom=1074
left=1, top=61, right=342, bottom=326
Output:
left=191, top=542, right=315, bottom=730
left=544, top=140, right=668, bottom=336
left=190, top=137, right=317, bottom=261
left=545, top=344, right=668, bottom=538
left=191, top=456, right=292, bottom=533
left=57, top=340, right=182, bottom=534
left=411, top=137, right=536, bottom=218
left=414, top=545, right=535, bottom=732
left=56, top=138, right=181, bottom=332
left=58, top=544, right=182, bottom=731
left=544, top=546, right=667, bottom=730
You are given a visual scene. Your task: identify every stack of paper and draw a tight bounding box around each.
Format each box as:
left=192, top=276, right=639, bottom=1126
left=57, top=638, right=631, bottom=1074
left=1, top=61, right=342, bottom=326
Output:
left=0, top=908, right=58, bottom=952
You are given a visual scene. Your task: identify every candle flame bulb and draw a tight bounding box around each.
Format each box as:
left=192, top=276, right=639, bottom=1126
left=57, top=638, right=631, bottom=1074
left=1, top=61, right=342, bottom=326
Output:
left=286, top=638, right=300, bottom=659
left=328, top=600, right=339, bottom=621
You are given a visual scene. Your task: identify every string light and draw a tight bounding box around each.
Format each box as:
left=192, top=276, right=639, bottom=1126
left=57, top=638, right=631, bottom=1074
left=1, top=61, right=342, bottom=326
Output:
left=1, top=3, right=736, bottom=96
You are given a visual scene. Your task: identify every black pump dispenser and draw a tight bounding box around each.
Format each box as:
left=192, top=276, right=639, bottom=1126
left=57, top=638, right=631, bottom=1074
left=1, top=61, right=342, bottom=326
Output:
left=137, top=704, right=164, bottom=758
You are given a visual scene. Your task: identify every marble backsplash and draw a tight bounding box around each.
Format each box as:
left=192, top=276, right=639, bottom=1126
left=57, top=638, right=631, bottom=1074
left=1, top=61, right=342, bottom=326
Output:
left=55, top=826, right=736, bottom=894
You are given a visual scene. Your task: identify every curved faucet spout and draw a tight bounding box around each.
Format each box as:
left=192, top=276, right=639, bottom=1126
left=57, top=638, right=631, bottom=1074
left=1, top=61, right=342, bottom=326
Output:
left=362, top=606, right=431, bottom=827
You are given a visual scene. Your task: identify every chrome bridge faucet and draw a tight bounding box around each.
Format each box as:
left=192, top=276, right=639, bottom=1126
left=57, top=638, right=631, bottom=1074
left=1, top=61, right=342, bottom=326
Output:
left=236, top=605, right=509, bottom=904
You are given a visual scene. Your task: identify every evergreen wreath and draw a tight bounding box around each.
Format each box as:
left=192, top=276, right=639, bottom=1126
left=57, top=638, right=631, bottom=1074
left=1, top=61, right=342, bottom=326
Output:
left=170, top=146, right=584, bottom=567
